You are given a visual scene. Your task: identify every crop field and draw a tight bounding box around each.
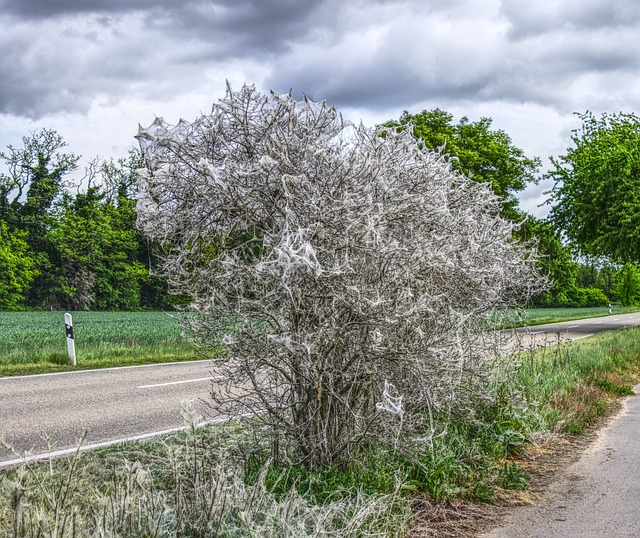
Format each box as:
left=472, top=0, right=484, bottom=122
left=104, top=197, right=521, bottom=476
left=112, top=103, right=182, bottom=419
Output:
left=0, top=311, right=200, bottom=376
left=2, top=307, right=638, bottom=377
left=522, top=305, right=638, bottom=325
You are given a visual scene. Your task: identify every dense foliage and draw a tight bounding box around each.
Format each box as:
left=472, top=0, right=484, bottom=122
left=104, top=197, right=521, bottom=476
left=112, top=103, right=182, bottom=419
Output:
left=0, top=133, right=169, bottom=310
left=385, top=108, right=541, bottom=221
left=549, top=111, right=640, bottom=262
left=0, top=222, right=38, bottom=309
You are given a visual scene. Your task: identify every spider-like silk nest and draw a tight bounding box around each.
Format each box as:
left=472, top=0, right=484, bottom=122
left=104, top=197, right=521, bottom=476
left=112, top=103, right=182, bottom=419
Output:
left=136, top=84, right=543, bottom=467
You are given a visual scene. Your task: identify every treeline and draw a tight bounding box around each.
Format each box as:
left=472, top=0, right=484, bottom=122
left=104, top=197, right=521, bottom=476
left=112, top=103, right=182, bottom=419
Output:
left=2, top=110, right=640, bottom=311
left=0, top=130, right=172, bottom=311
left=517, top=218, right=638, bottom=308
left=386, top=109, right=640, bottom=308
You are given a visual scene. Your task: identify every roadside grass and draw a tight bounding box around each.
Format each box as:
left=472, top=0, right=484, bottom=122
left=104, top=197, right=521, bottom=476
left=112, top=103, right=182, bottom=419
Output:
left=2, top=328, right=640, bottom=536
left=0, top=311, right=203, bottom=376
left=0, top=414, right=410, bottom=537
left=519, top=305, right=639, bottom=326
left=515, top=327, right=640, bottom=435
left=3, top=308, right=638, bottom=376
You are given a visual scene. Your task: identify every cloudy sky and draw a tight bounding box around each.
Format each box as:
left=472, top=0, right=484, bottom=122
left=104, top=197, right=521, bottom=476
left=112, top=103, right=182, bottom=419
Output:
left=1, top=0, right=638, bottom=217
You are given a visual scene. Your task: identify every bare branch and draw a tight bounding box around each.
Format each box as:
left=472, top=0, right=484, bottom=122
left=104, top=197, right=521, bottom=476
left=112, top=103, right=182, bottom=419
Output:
left=136, top=84, right=545, bottom=468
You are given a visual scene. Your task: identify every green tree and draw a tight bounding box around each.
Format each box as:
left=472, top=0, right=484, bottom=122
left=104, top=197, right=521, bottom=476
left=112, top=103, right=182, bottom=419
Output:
left=0, top=129, right=79, bottom=233
left=99, top=149, right=143, bottom=203
left=98, top=150, right=173, bottom=309
left=575, top=258, right=616, bottom=298
left=0, top=129, right=79, bottom=308
left=548, top=111, right=640, bottom=262
left=517, top=217, right=579, bottom=306
left=614, top=263, right=640, bottom=306
left=50, top=187, right=148, bottom=310
left=0, top=222, right=38, bottom=309
left=385, top=109, right=541, bottom=220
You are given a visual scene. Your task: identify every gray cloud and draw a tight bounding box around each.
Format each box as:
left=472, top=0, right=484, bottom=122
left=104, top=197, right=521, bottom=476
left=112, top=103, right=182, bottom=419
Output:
left=0, top=13, right=151, bottom=117
left=0, top=0, right=342, bottom=117
left=1, top=0, right=639, bottom=199
left=1, top=0, right=334, bottom=58
left=500, top=0, right=640, bottom=39
left=0, top=0, right=165, bottom=18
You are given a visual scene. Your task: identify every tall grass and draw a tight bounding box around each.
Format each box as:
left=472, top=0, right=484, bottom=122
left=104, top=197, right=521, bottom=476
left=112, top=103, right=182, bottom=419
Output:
left=0, top=312, right=200, bottom=375
left=514, top=327, right=640, bottom=434
left=0, top=408, right=409, bottom=537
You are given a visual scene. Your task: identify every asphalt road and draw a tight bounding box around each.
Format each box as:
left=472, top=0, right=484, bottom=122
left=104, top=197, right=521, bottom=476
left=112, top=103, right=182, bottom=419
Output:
left=2, top=312, right=640, bottom=469
left=0, top=359, right=219, bottom=468
left=516, top=310, right=640, bottom=347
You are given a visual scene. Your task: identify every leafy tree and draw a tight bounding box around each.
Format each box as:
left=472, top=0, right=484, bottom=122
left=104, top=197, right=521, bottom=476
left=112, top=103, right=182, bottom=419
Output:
left=0, top=129, right=79, bottom=308
left=49, top=186, right=148, bottom=310
left=98, top=149, right=172, bottom=309
left=614, top=263, right=640, bottom=306
left=575, top=258, right=616, bottom=299
left=548, top=111, right=640, bottom=262
left=385, top=109, right=541, bottom=220
left=0, top=129, right=78, bottom=234
left=99, top=149, right=144, bottom=203
left=136, top=86, right=543, bottom=468
left=516, top=217, right=580, bottom=306
left=0, top=222, right=38, bottom=309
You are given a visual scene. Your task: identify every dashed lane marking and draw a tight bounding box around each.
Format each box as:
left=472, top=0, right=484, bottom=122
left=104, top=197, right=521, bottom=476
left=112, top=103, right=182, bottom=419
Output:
left=571, top=334, right=595, bottom=340
left=137, top=376, right=223, bottom=389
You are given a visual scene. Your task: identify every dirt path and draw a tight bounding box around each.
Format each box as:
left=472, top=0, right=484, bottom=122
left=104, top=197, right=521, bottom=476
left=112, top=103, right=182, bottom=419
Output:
left=479, top=386, right=640, bottom=538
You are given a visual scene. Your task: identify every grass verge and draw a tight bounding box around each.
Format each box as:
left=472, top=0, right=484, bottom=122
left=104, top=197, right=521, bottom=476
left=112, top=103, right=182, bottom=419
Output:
left=0, top=311, right=203, bottom=376
left=518, top=306, right=640, bottom=326
left=2, top=328, right=640, bottom=536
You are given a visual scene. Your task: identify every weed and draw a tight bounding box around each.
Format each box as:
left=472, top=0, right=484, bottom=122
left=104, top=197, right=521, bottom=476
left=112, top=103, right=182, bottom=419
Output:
left=498, top=462, right=530, bottom=491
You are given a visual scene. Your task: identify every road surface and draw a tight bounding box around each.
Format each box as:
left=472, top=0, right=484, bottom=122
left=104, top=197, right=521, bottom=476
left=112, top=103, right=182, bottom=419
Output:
left=0, top=360, right=218, bottom=468
left=480, top=384, right=640, bottom=538
left=2, top=312, right=640, bottom=469
left=516, top=310, right=640, bottom=348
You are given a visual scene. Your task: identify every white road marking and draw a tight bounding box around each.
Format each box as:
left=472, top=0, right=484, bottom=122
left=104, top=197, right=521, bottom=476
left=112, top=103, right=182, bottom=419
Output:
left=137, top=377, right=214, bottom=389
left=567, top=325, right=579, bottom=329
left=0, top=413, right=252, bottom=470
left=571, top=334, right=595, bottom=340
left=593, top=321, right=603, bottom=324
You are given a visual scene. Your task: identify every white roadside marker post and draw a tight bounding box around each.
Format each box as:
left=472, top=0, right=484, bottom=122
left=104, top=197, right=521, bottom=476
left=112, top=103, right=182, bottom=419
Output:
left=64, top=312, right=76, bottom=366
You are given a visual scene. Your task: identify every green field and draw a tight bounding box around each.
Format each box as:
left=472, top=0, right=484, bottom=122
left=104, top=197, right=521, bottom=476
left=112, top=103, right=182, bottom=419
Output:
left=522, top=305, right=639, bottom=325
left=2, top=307, right=639, bottom=377
left=0, top=311, right=199, bottom=376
